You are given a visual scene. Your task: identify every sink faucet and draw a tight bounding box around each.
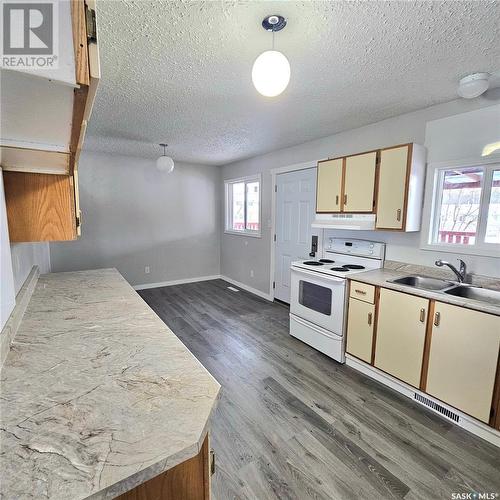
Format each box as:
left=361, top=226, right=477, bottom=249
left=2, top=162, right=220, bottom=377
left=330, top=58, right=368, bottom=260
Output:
left=435, top=259, right=467, bottom=283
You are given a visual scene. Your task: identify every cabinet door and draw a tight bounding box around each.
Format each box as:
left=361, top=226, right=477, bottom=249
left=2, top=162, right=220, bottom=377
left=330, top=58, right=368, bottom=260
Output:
left=346, top=298, right=375, bottom=363
left=375, top=145, right=409, bottom=229
left=426, top=302, right=500, bottom=423
left=344, top=152, right=377, bottom=212
left=374, top=288, right=428, bottom=387
left=3, top=172, right=77, bottom=242
left=316, top=159, right=343, bottom=212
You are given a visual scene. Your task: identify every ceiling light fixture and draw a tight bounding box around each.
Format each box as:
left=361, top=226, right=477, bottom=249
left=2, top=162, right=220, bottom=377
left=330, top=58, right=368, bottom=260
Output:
left=156, top=143, right=174, bottom=173
left=457, top=73, right=490, bottom=99
left=252, top=15, right=290, bottom=97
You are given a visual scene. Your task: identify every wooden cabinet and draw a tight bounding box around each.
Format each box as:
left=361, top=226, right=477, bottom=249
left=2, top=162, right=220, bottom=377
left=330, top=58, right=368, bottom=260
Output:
left=316, top=158, right=343, bottom=213
left=425, top=302, right=500, bottom=423
left=374, top=288, right=428, bottom=387
left=346, top=297, right=375, bottom=363
left=344, top=152, right=377, bottom=212
left=315, top=143, right=425, bottom=231
left=3, top=171, right=79, bottom=242
left=375, top=144, right=426, bottom=231
left=117, top=434, right=212, bottom=499
left=1, top=0, right=99, bottom=241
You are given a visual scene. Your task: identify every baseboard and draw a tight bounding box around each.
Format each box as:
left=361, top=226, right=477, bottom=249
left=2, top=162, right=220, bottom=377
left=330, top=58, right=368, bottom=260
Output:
left=219, top=275, right=273, bottom=301
left=346, top=354, right=500, bottom=447
left=133, top=275, right=221, bottom=291
left=1, top=265, right=40, bottom=369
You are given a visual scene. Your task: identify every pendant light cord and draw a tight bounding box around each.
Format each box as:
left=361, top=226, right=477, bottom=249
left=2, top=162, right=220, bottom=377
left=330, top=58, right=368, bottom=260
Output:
left=272, top=30, right=275, bottom=50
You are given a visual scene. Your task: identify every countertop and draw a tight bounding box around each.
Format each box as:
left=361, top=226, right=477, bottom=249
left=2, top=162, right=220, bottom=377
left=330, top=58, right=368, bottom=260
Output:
left=350, top=268, right=500, bottom=316
left=0, top=269, right=220, bottom=499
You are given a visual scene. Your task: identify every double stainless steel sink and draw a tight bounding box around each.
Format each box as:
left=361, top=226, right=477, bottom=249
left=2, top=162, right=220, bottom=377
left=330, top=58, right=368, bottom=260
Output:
left=388, top=275, right=500, bottom=306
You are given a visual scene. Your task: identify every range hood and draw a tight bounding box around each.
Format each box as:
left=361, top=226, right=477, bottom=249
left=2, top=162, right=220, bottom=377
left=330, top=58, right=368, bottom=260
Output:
left=312, top=214, right=376, bottom=230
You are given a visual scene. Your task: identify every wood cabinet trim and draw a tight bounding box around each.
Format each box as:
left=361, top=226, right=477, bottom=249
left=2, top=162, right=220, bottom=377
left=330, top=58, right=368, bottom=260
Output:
left=370, top=287, right=380, bottom=365
left=419, top=299, right=435, bottom=391
left=490, top=352, right=500, bottom=429
left=71, top=0, right=90, bottom=86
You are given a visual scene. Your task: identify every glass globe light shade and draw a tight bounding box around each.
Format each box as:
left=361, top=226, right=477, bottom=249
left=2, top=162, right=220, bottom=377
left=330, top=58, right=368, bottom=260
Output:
left=156, top=155, right=175, bottom=173
left=252, top=50, right=290, bottom=97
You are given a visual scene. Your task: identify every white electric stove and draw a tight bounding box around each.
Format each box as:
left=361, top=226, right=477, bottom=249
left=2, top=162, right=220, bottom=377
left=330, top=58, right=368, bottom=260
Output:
left=289, top=238, right=385, bottom=363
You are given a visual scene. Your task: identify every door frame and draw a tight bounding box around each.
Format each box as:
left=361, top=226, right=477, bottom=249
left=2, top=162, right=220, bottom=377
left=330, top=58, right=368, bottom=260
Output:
left=269, top=159, right=324, bottom=301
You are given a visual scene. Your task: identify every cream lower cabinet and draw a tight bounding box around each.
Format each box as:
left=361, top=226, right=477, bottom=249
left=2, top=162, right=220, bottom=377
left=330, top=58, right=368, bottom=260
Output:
left=425, top=302, right=500, bottom=423
left=343, top=152, right=377, bottom=212
left=374, top=288, right=428, bottom=387
left=316, top=158, right=343, bottom=212
left=346, top=298, right=375, bottom=363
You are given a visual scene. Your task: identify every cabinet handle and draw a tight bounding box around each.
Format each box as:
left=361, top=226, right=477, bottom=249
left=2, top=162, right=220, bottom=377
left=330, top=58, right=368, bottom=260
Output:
left=210, top=449, right=215, bottom=475
left=336, top=195, right=339, bottom=205
left=419, top=308, right=425, bottom=323
left=396, top=209, right=402, bottom=222
left=434, top=312, right=440, bottom=327
left=344, top=194, right=348, bottom=205
left=354, top=289, right=366, bottom=295
left=367, top=312, right=372, bottom=326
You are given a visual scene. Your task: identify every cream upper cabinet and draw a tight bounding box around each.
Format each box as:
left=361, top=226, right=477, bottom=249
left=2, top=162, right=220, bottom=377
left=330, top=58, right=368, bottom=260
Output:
left=344, top=152, right=377, bottom=212
left=346, top=298, right=375, bottom=363
left=375, top=146, right=409, bottom=229
left=425, top=302, right=500, bottom=423
left=374, top=288, right=428, bottom=387
left=316, top=158, right=343, bottom=212
left=375, top=144, right=426, bottom=231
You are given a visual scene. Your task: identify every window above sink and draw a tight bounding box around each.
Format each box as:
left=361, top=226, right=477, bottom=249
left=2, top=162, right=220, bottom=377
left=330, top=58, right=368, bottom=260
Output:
left=421, top=157, right=500, bottom=258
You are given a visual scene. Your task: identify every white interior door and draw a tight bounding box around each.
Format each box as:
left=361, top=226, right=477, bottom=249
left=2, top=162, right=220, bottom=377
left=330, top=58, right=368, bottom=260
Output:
left=274, top=168, right=318, bottom=303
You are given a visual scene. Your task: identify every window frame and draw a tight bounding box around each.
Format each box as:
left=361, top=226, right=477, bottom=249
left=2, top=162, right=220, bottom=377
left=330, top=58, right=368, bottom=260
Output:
left=224, top=174, right=262, bottom=238
left=420, top=155, right=500, bottom=257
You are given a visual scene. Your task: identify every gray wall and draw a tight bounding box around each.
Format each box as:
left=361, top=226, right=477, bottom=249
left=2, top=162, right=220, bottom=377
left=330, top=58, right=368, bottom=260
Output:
left=50, top=151, right=221, bottom=287
left=221, top=97, right=500, bottom=295
left=11, top=243, right=50, bottom=293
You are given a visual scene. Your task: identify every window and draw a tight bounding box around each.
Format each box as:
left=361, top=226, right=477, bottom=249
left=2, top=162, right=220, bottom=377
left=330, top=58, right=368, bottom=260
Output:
left=224, top=175, right=261, bottom=237
left=429, top=163, right=500, bottom=251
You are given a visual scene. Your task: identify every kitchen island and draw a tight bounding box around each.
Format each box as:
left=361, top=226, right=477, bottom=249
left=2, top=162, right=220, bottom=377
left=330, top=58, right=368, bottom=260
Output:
left=0, top=268, right=220, bottom=499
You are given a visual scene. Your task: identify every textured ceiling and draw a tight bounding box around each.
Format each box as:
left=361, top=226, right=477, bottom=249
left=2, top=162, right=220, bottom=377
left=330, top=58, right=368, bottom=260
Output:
left=85, top=0, right=500, bottom=165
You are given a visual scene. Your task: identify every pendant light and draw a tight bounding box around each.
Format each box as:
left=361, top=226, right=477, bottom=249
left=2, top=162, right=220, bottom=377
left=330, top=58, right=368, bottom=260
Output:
left=252, top=15, right=290, bottom=97
left=156, top=143, right=174, bottom=173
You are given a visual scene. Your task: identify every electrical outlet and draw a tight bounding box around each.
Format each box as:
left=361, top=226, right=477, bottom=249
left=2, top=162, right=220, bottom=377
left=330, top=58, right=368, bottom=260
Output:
left=145, top=266, right=150, bottom=274
left=250, top=270, right=254, bottom=278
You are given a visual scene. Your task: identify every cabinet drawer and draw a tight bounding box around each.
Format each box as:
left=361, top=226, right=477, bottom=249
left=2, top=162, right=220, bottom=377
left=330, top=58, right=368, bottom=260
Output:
left=349, top=281, right=375, bottom=303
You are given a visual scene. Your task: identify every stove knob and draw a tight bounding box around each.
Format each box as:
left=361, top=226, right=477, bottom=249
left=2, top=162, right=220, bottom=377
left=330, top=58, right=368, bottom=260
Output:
left=369, top=250, right=373, bottom=254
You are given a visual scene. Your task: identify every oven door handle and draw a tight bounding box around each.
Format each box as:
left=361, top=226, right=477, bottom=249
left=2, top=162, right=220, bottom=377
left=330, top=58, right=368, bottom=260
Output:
left=291, top=267, right=345, bottom=283
left=290, top=314, right=341, bottom=340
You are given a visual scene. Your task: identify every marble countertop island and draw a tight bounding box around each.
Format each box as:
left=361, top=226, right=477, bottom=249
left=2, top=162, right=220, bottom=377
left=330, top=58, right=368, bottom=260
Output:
left=0, top=269, right=220, bottom=499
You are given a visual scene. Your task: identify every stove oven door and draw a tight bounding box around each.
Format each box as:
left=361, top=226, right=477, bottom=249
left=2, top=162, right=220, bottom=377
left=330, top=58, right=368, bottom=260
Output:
left=290, top=267, right=346, bottom=335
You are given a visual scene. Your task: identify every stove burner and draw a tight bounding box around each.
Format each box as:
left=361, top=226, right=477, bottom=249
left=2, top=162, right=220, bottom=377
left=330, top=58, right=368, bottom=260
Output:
left=330, top=267, right=349, bottom=272
left=303, top=261, right=324, bottom=266
left=318, top=259, right=335, bottom=263
left=343, top=264, right=365, bottom=270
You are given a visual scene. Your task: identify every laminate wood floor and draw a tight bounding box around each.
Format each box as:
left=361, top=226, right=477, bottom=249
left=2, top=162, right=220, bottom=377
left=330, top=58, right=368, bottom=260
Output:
left=138, top=279, right=500, bottom=500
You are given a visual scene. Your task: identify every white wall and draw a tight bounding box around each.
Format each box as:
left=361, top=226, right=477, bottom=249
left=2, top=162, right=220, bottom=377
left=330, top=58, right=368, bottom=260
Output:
left=221, top=97, right=500, bottom=294
left=50, top=151, right=221, bottom=287
left=10, top=243, right=50, bottom=293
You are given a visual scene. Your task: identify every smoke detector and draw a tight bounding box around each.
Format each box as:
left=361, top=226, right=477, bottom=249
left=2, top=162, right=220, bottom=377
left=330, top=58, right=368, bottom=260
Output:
left=457, top=73, right=490, bottom=99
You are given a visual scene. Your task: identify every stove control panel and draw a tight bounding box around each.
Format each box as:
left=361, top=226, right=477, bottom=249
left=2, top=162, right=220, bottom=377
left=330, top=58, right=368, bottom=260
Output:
left=326, top=238, right=385, bottom=260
